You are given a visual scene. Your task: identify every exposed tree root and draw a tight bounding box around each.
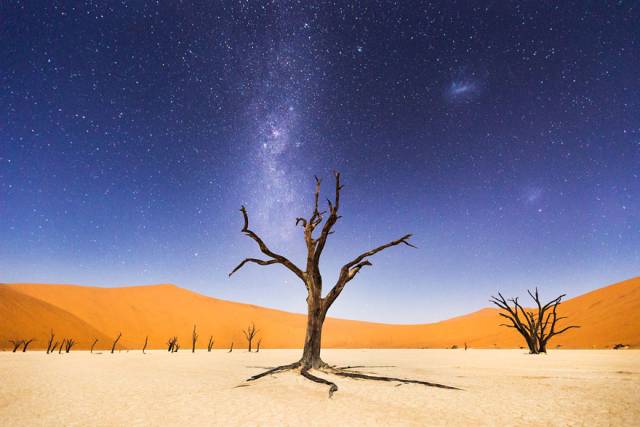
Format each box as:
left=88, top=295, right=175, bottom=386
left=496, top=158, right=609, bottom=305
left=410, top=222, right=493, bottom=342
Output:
left=245, top=360, right=460, bottom=396
left=246, top=361, right=301, bottom=381
left=301, top=368, right=338, bottom=398
left=322, top=366, right=460, bottom=390
left=336, top=365, right=396, bottom=370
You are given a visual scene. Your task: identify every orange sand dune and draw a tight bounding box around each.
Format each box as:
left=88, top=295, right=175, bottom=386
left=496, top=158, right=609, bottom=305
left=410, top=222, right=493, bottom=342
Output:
left=1, top=277, right=638, bottom=350
left=0, top=286, right=112, bottom=349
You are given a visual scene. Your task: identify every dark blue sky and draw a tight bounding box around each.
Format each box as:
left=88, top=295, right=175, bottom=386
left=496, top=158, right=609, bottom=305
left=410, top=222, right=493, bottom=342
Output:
left=1, top=1, right=638, bottom=323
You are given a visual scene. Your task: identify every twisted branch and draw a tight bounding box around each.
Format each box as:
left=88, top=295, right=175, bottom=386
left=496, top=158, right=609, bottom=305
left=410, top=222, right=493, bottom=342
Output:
left=229, top=206, right=305, bottom=282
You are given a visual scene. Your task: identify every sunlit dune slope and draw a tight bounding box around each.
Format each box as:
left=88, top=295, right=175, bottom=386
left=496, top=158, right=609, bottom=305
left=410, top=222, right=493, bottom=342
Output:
left=0, top=286, right=112, bottom=349
left=1, top=277, right=638, bottom=350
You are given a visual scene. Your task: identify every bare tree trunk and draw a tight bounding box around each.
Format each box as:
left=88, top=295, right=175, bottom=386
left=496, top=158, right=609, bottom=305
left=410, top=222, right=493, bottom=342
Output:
left=90, top=338, right=98, bottom=353
left=300, top=296, right=327, bottom=369
left=207, top=336, right=214, bottom=352
left=111, top=332, right=122, bottom=354
left=9, top=340, right=23, bottom=352
left=143, top=336, right=148, bottom=354
left=59, top=339, right=65, bottom=354
left=228, top=342, right=233, bottom=353
left=192, top=325, right=198, bottom=353
left=50, top=341, right=59, bottom=353
left=46, top=330, right=55, bottom=354
left=256, top=339, right=261, bottom=353
left=22, top=339, right=34, bottom=352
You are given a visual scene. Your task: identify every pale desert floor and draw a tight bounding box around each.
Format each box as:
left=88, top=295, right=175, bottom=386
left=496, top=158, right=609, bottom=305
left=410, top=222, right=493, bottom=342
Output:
left=1, top=349, right=638, bottom=426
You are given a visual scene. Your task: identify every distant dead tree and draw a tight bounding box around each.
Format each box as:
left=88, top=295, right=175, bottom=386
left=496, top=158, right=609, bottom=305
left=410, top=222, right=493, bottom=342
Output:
left=229, top=172, right=457, bottom=396
left=111, top=332, right=122, bottom=354
left=143, top=336, right=149, bottom=354
left=256, top=338, right=262, bottom=353
left=192, top=325, right=198, bottom=353
left=22, top=339, right=35, bottom=352
left=242, top=323, right=258, bottom=352
left=207, top=336, right=215, bottom=352
left=228, top=342, right=233, bottom=353
left=58, top=339, right=65, bottom=354
left=46, top=330, right=55, bottom=354
left=167, top=336, right=179, bottom=352
left=491, top=288, right=580, bottom=354
left=50, top=341, right=59, bottom=353
left=90, top=338, right=98, bottom=353
left=64, top=339, right=76, bottom=353
left=9, top=340, right=23, bottom=352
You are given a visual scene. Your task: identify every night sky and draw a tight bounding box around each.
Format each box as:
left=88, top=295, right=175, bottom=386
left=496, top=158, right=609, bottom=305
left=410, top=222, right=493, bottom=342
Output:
left=1, top=2, right=638, bottom=323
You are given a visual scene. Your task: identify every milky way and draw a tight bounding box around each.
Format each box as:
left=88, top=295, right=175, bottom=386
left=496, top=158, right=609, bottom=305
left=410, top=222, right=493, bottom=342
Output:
left=1, top=2, right=638, bottom=322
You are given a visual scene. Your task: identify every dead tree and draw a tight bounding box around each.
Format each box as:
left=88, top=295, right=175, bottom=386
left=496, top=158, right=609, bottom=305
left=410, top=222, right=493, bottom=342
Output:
left=64, top=339, right=76, bottom=353
left=90, top=338, right=98, bottom=353
left=50, top=341, right=59, bottom=353
left=229, top=172, right=458, bottom=396
left=9, top=340, right=23, bottom=352
left=192, top=325, right=198, bottom=353
left=111, top=332, right=122, bottom=354
left=58, top=339, right=65, bottom=354
left=242, top=323, right=258, bottom=352
left=228, top=342, right=233, bottom=353
left=207, top=336, right=215, bottom=352
left=167, top=336, right=178, bottom=352
left=491, top=288, right=580, bottom=354
left=22, top=339, right=35, bottom=352
left=256, top=338, right=262, bottom=353
left=143, top=336, right=148, bottom=354
left=46, top=330, right=55, bottom=354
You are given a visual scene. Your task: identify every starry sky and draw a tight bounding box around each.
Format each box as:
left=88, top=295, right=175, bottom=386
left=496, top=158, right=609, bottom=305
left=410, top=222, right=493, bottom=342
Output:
left=1, top=1, right=638, bottom=323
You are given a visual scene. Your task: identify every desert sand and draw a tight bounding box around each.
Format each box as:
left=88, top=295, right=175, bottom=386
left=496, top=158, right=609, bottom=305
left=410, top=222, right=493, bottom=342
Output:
left=1, top=277, right=639, bottom=350
left=0, top=349, right=638, bottom=426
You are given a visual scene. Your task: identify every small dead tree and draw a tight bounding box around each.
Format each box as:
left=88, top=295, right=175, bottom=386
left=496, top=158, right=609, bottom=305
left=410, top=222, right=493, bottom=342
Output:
left=491, top=288, right=580, bottom=354
left=9, top=340, right=23, bottom=352
left=192, top=325, right=198, bottom=353
left=22, top=339, right=35, bottom=352
left=256, top=338, right=262, bottom=353
left=228, top=342, right=233, bottom=353
left=243, top=323, right=258, bottom=352
left=207, top=336, right=215, bottom=352
left=64, top=339, right=76, bottom=353
left=143, top=336, right=148, bottom=354
left=46, top=330, right=55, bottom=354
left=50, top=341, right=59, bottom=353
left=111, top=332, right=122, bottom=354
left=58, top=339, right=65, bottom=354
left=229, top=173, right=457, bottom=396
left=167, top=336, right=178, bottom=352
left=90, top=338, right=98, bottom=353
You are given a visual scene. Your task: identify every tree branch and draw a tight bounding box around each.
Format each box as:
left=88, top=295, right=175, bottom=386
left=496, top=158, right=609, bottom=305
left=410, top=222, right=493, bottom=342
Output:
left=229, top=258, right=279, bottom=276
left=324, top=234, right=415, bottom=308
left=231, top=206, right=305, bottom=281
left=313, top=172, right=343, bottom=263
